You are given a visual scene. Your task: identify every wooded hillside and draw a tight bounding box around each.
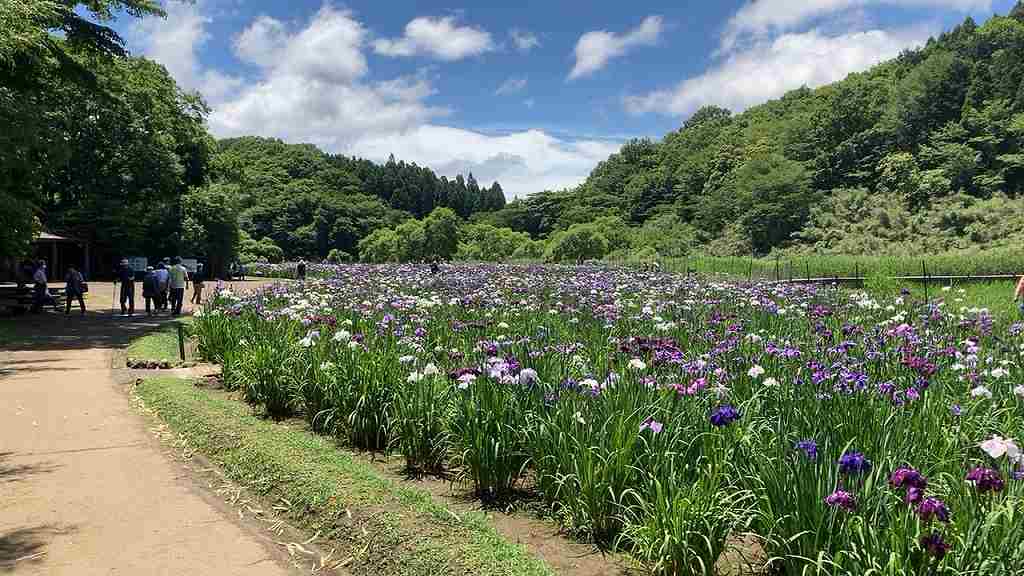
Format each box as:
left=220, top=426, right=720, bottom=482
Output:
left=482, top=4, right=1024, bottom=258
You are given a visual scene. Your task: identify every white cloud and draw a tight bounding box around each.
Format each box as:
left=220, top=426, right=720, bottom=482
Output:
left=128, top=1, right=243, bottom=103
left=495, top=77, right=528, bottom=95
left=354, top=126, right=622, bottom=197
left=510, top=28, right=541, bottom=52
left=126, top=4, right=612, bottom=198
left=206, top=7, right=442, bottom=148
left=373, top=16, right=494, bottom=61
left=233, top=15, right=288, bottom=67
left=569, top=15, right=663, bottom=80
left=625, top=26, right=932, bottom=117
left=722, top=0, right=990, bottom=50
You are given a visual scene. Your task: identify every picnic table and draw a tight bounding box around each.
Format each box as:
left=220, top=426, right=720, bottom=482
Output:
left=0, top=285, right=69, bottom=313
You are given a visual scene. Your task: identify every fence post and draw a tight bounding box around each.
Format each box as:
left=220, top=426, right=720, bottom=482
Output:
left=178, top=323, right=186, bottom=363
left=922, top=260, right=929, bottom=305
left=805, top=261, right=810, bottom=282
left=775, top=256, right=780, bottom=282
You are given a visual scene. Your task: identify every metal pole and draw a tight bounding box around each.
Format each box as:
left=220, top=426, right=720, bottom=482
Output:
left=178, top=323, right=186, bottom=362
left=922, top=260, right=929, bottom=305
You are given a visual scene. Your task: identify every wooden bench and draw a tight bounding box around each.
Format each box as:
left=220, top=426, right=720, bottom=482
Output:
left=0, top=287, right=69, bottom=313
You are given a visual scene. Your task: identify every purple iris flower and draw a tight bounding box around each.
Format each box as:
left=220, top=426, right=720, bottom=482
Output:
left=966, top=467, right=1004, bottom=493
left=916, top=498, right=950, bottom=523
left=838, top=451, right=872, bottom=475
left=890, top=467, right=927, bottom=491
left=794, top=439, right=818, bottom=460
left=709, top=405, right=741, bottom=427
left=824, top=490, right=856, bottom=511
left=920, top=532, right=951, bottom=559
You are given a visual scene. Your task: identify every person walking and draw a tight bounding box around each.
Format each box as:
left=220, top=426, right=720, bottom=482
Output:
left=114, top=258, right=135, bottom=316
left=31, top=260, right=49, bottom=314
left=142, top=266, right=157, bottom=316
left=168, top=257, right=190, bottom=316
left=64, top=266, right=86, bottom=315
left=296, top=259, right=307, bottom=281
left=154, top=261, right=170, bottom=312
left=190, top=263, right=206, bottom=305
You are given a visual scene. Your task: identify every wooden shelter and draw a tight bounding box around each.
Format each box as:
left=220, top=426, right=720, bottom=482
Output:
left=1, top=231, right=90, bottom=284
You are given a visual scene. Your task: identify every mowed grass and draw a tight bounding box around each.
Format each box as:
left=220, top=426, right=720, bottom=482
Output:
left=872, top=279, right=1022, bottom=324
left=135, top=377, right=555, bottom=576
left=126, top=318, right=192, bottom=362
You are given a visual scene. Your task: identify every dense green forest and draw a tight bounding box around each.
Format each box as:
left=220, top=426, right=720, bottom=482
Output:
left=1, top=0, right=503, bottom=273
left=477, top=4, right=1024, bottom=259
left=214, top=137, right=505, bottom=262
left=5, top=1, right=1024, bottom=270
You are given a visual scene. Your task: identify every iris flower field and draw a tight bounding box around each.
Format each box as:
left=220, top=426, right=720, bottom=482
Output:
left=194, top=264, right=1024, bottom=575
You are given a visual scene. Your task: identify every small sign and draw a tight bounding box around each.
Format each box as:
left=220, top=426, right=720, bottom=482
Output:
left=127, top=257, right=148, bottom=272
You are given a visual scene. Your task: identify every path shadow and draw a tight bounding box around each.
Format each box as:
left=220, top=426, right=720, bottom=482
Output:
left=0, top=452, right=60, bottom=484
left=0, top=524, right=75, bottom=571
left=0, top=310, right=169, bottom=354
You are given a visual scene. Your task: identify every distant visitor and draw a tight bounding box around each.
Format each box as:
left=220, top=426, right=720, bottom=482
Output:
left=64, top=265, right=87, bottom=316
left=114, top=258, right=135, bottom=316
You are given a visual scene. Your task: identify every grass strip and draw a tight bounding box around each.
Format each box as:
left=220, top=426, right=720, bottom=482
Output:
left=126, top=318, right=192, bottom=362
left=135, top=377, right=554, bottom=576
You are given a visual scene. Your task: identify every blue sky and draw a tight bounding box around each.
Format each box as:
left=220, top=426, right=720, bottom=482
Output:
left=115, top=0, right=1018, bottom=197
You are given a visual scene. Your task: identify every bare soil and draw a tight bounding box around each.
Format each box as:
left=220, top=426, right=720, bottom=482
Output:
left=0, top=281, right=300, bottom=575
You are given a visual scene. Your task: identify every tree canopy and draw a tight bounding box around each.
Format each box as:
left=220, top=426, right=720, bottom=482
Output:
left=483, top=4, right=1024, bottom=258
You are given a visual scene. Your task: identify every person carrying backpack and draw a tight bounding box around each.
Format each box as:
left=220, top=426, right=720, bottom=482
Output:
left=64, top=266, right=87, bottom=315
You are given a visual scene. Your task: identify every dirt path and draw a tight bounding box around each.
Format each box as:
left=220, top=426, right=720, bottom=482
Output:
left=0, top=281, right=297, bottom=575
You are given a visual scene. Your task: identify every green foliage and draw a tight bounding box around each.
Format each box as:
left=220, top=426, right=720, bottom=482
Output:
left=326, top=248, right=351, bottom=264
left=451, top=376, right=531, bottom=501
left=359, top=228, right=401, bottom=263
left=0, top=191, right=40, bottom=258
left=482, top=6, right=1024, bottom=258
left=511, top=238, right=546, bottom=260
left=544, top=223, right=610, bottom=262
left=390, top=369, right=452, bottom=475
left=0, top=1, right=193, bottom=258
left=214, top=138, right=506, bottom=260
left=631, top=213, right=697, bottom=258
left=182, top=184, right=240, bottom=277
left=423, top=207, right=460, bottom=260
left=236, top=319, right=300, bottom=419
left=238, top=231, right=284, bottom=264
left=395, top=218, right=428, bottom=262
left=458, top=223, right=533, bottom=262
left=733, top=153, right=814, bottom=254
